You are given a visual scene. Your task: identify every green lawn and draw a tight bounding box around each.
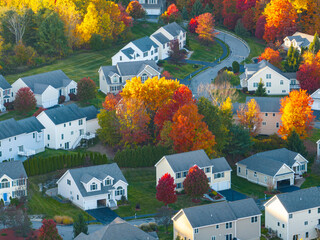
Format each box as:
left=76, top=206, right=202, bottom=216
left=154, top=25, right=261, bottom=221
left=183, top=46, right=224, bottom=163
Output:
left=301, top=174, right=320, bottom=189
left=162, top=61, right=201, bottom=80
left=189, top=36, right=224, bottom=62
left=0, top=108, right=38, bottom=121
left=307, top=128, right=320, bottom=142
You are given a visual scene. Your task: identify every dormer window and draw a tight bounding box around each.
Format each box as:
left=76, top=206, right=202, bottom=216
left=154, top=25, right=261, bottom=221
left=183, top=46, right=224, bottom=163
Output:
left=90, top=182, right=97, bottom=191
left=112, top=76, right=118, bottom=84
left=141, top=74, right=148, bottom=83
left=105, top=179, right=112, bottom=186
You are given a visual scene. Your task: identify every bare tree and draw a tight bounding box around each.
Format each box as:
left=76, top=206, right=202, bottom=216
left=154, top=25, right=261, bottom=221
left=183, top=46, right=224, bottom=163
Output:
left=7, top=10, right=29, bottom=44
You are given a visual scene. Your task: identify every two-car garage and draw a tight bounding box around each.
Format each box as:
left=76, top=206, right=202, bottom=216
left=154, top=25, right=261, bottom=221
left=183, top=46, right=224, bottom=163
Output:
left=211, top=181, right=231, bottom=191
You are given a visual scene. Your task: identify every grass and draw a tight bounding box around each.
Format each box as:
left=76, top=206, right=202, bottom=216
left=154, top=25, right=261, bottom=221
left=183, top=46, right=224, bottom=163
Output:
left=307, top=128, right=320, bottom=142
left=162, top=61, right=201, bottom=80
left=157, top=225, right=173, bottom=240
left=301, top=174, right=320, bottom=189
left=189, top=36, right=224, bottom=62
left=0, top=108, right=38, bottom=121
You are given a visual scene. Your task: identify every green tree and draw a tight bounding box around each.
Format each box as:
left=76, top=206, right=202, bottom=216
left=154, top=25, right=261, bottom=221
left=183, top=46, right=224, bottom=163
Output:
left=73, top=214, right=88, bottom=238
left=182, top=6, right=188, bottom=20
left=255, top=79, right=267, bottom=96
left=225, top=124, right=253, bottom=157
left=191, top=0, right=203, bottom=17
left=77, top=77, right=96, bottom=102
left=97, top=110, right=121, bottom=146
left=203, top=4, right=212, bottom=13
left=286, top=130, right=307, bottom=157
left=309, top=32, right=320, bottom=54
left=232, top=61, right=240, bottom=73
left=234, top=19, right=249, bottom=37
left=284, top=45, right=301, bottom=72
left=215, top=70, right=240, bottom=86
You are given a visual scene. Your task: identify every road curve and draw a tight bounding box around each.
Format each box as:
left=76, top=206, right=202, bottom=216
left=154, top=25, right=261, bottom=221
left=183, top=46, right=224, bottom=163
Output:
left=189, top=30, right=250, bottom=98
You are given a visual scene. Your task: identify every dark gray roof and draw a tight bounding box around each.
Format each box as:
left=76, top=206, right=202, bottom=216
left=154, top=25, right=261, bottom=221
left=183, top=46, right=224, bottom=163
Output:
left=246, top=60, right=283, bottom=75
left=246, top=97, right=281, bottom=113
left=0, top=161, right=27, bottom=179
left=232, top=102, right=244, bottom=115
left=162, top=22, right=186, bottom=37
left=162, top=150, right=212, bottom=172
left=282, top=72, right=297, bottom=79
left=152, top=32, right=170, bottom=44
left=181, top=198, right=260, bottom=228
left=43, top=104, right=98, bottom=125
left=20, top=70, right=72, bottom=94
left=0, top=117, right=44, bottom=141
left=211, top=157, right=232, bottom=173
left=0, top=75, right=11, bottom=90
left=132, top=36, right=158, bottom=52
left=286, top=32, right=313, bottom=48
left=121, top=48, right=134, bottom=59
left=274, top=187, right=320, bottom=213
left=74, top=217, right=157, bottom=240
left=68, top=163, right=127, bottom=198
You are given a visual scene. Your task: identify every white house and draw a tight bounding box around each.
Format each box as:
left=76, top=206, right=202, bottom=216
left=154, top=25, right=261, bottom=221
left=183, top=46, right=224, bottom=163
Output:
left=0, top=161, right=28, bottom=204
left=0, top=117, right=45, bottom=162
left=112, top=37, right=159, bottom=65
left=310, top=88, right=320, bottom=110
left=0, top=75, right=13, bottom=112
left=264, top=187, right=320, bottom=240
left=98, top=60, right=161, bottom=94
left=282, top=32, right=314, bottom=52
left=240, top=60, right=299, bottom=95
left=155, top=150, right=232, bottom=191
left=135, top=0, right=166, bottom=16
left=151, top=22, right=187, bottom=60
left=57, top=163, right=128, bottom=210
left=36, top=104, right=99, bottom=150
left=12, top=70, right=77, bottom=108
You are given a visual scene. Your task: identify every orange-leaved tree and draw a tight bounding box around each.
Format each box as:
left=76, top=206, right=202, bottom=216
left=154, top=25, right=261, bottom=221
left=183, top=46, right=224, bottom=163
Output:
left=126, top=0, right=146, bottom=20
left=258, top=48, right=282, bottom=69
left=195, top=13, right=217, bottom=44
left=278, top=89, right=315, bottom=139
left=102, top=93, right=122, bottom=111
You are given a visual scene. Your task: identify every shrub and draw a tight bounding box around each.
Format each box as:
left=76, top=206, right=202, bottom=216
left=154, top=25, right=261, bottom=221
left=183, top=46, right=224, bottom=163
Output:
left=54, top=216, right=63, bottom=224
left=149, top=222, right=158, bottom=231
left=58, top=95, right=66, bottom=104
left=62, top=216, right=73, bottom=225
left=139, top=223, right=151, bottom=232
left=232, top=61, right=240, bottom=73
left=4, top=102, right=14, bottom=111
left=69, top=93, right=77, bottom=101
left=157, top=60, right=165, bottom=66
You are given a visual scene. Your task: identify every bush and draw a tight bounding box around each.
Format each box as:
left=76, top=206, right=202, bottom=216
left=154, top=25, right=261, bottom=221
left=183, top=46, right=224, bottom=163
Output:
left=58, top=95, right=66, bottom=104
left=69, top=93, right=77, bottom=101
left=149, top=222, right=158, bottom=231
left=4, top=102, right=14, bottom=111
left=157, top=60, right=165, bottom=67
left=253, top=134, right=285, bottom=152
left=54, top=216, right=63, bottom=224
left=139, top=223, right=151, bottom=232
left=232, top=61, right=240, bottom=73
left=62, top=216, right=74, bottom=225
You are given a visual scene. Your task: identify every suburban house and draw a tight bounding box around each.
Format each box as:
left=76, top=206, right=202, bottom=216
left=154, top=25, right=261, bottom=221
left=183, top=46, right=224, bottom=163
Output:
left=136, top=0, right=165, bottom=16
left=155, top=150, right=232, bottom=191
left=264, top=187, right=320, bottom=240
left=172, top=198, right=261, bottom=240
left=0, top=161, right=28, bottom=204
left=233, top=97, right=282, bottom=135
left=240, top=60, right=299, bottom=95
left=310, top=88, right=320, bottom=110
left=236, top=148, right=308, bottom=189
left=57, top=163, right=128, bottom=210
left=75, top=217, right=158, bottom=240
left=282, top=32, right=314, bottom=52
left=36, top=104, right=98, bottom=150
left=0, top=117, right=45, bottom=162
left=12, top=70, right=77, bottom=108
left=98, top=60, right=161, bottom=94
left=151, top=22, right=187, bottom=60
left=0, top=75, right=13, bottom=112
left=112, top=37, right=159, bottom=65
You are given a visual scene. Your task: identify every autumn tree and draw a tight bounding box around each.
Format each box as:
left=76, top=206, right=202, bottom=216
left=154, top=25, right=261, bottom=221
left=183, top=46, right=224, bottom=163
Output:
left=237, top=98, right=262, bottom=136
left=286, top=130, right=307, bottom=156
left=14, top=87, right=37, bottom=114
left=183, top=165, right=209, bottom=200
left=284, top=45, right=301, bottom=72
left=242, top=8, right=255, bottom=34
left=156, top=173, right=177, bottom=206
left=255, top=15, right=266, bottom=39
left=160, top=4, right=181, bottom=24
left=195, top=13, right=217, bottom=44
left=39, top=219, right=62, bottom=240
left=162, top=71, right=173, bottom=79
left=102, top=93, right=122, bottom=111
left=188, top=17, right=198, bottom=33
left=278, top=90, right=315, bottom=139
left=126, top=1, right=146, bottom=20
left=297, top=52, right=320, bottom=92
left=168, top=39, right=187, bottom=64
left=309, top=32, right=320, bottom=54
left=215, top=70, right=240, bottom=86
left=255, top=79, right=267, bottom=96
left=258, top=48, right=282, bottom=68
left=97, top=109, right=121, bottom=146
left=77, top=77, right=96, bottom=102
left=236, top=0, right=256, bottom=12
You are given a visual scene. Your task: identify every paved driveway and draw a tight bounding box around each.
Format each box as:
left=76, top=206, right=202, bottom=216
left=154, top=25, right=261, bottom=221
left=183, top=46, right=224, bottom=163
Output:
left=86, top=207, right=119, bottom=225
left=278, top=185, right=300, bottom=193
left=219, top=189, right=247, bottom=202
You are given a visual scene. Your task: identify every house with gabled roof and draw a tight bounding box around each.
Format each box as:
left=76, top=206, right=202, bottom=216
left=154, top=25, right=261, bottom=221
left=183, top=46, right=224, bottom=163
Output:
left=310, top=88, right=320, bottom=111
left=0, top=161, right=28, bottom=204
left=172, top=198, right=261, bottom=240
left=236, top=148, right=308, bottom=189
left=57, top=163, right=128, bottom=210
left=12, top=70, right=77, bottom=108
left=134, top=0, right=165, bottom=16
left=282, top=32, right=314, bottom=52
left=98, top=60, right=161, bottom=94
left=0, top=75, right=13, bottom=112
left=0, top=117, right=45, bottom=161
left=264, top=187, right=320, bottom=240
left=155, top=150, right=232, bottom=191
left=36, top=104, right=98, bottom=150
left=240, top=60, right=299, bottom=95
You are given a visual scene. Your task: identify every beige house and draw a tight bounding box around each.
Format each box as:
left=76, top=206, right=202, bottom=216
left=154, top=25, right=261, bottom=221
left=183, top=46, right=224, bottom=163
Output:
left=282, top=32, right=314, bottom=52
left=155, top=150, right=232, bottom=192
left=236, top=148, right=308, bottom=189
left=172, top=198, right=261, bottom=240
left=264, top=187, right=320, bottom=240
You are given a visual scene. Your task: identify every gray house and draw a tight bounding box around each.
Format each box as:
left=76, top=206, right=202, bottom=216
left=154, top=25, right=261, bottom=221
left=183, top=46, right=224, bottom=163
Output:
left=99, top=60, right=161, bottom=94
left=172, top=198, right=261, bottom=240
left=0, top=75, right=13, bottom=112
left=282, top=32, right=314, bottom=52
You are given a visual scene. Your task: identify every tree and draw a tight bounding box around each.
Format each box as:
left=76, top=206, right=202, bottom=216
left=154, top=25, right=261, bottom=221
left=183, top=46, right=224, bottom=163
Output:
left=196, top=13, right=217, bottom=44
left=160, top=4, right=181, bottom=24
left=182, top=6, right=188, bottom=20
left=215, top=70, right=240, bottom=86
left=162, top=71, right=173, bottom=79
left=286, top=130, right=307, bottom=157
left=258, top=48, right=282, bottom=69
left=232, top=61, right=240, bottom=73
left=223, top=13, right=241, bottom=30
left=236, top=0, right=256, bottom=12
left=156, top=173, right=177, bottom=206
left=191, top=0, right=203, bottom=17
left=235, top=19, right=249, bottom=36
left=183, top=165, right=209, bottom=199
left=255, top=15, right=266, bottom=39
left=168, top=39, right=187, bottom=64
left=126, top=1, right=146, bottom=20
left=278, top=90, right=315, bottom=139
left=237, top=98, right=262, bottom=136
left=73, top=214, right=88, bottom=238
left=297, top=52, right=320, bottom=92
left=155, top=206, right=174, bottom=234
left=77, top=77, right=96, bottom=102
left=188, top=17, right=198, bottom=34
left=97, top=109, right=121, bottom=146
left=39, top=219, right=62, bottom=240
left=102, top=93, right=122, bottom=111
left=225, top=124, right=253, bottom=157
left=14, top=87, right=37, bottom=114
left=309, top=32, right=320, bottom=54
left=6, top=10, right=29, bottom=44
left=242, top=8, right=255, bottom=34
left=284, top=45, right=301, bottom=72
left=255, top=79, right=267, bottom=96
left=204, top=4, right=212, bottom=14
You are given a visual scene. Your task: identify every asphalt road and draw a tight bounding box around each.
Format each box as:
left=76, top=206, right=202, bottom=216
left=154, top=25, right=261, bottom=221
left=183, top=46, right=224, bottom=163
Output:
left=190, top=30, right=250, bottom=98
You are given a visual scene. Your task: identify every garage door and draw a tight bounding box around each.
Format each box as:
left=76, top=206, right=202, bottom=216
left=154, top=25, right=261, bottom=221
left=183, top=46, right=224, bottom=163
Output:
left=277, top=179, right=291, bottom=189
left=211, top=181, right=230, bottom=191
left=42, top=99, right=58, bottom=108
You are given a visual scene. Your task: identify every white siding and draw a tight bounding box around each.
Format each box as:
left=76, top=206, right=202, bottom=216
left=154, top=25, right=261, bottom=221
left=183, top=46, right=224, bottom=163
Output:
left=0, top=174, right=27, bottom=203
left=40, top=85, right=59, bottom=108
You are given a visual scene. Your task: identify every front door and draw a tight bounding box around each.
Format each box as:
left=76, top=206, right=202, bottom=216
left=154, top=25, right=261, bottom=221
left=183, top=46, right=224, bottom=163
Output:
left=3, top=193, right=7, bottom=202
left=59, top=89, right=62, bottom=96
left=65, top=142, right=69, bottom=149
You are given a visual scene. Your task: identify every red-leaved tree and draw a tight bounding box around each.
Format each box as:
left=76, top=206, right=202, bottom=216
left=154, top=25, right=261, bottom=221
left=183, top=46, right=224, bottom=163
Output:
left=33, top=107, right=47, bottom=117
left=297, top=53, right=320, bottom=92
left=14, top=87, right=37, bottom=114
left=162, top=71, right=173, bottom=79
left=188, top=17, right=198, bottom=33
left=39, top=219, right=62, bottom=240
left=236, top=0, right=256, bottom=12
left=183, top=165, right=209, bottom=200
left=258, top=48, right=282, bottom=68
left=102, top=93, right=122, bottom=111
left=119, top=3, right=133, bottom=27
left=255, top=15, right=266, bottom=39
left=242, top=8, right=256, bottom=33
left=77, top=77, right=96, bottom=102
left=126, top=0, right=146, bottom=20
left=223, top=13, right=241, bottom=30
left=156, top=173, right=177, bottom=206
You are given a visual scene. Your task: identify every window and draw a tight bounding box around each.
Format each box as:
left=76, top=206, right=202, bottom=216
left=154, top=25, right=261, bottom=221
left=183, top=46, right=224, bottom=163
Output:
left=205, top=167, right=210, bottom=173
left=212, top=237, right=216, bottom=240
left=246, top=169, right=248, bottom=175
left=47, top=134, right=50, bottom=140
left=254, top=172, right=257, bottom=177
left=151, top=50, right=153, bottom=55
left=262, top=122, right=266, bottom=125
left=90, top=182, right=97, bottom=191
left=105, top=179, right=111, bottom=186
left=143, top=52, right=148, bottom=57
left=225, top=234, right=232, bottom=240
left=309, top=209, right=311, bottom=214
left=176, top=183, right=182, bottom=188
left=253, top=82, right=258, bottom=87
left=67, top=179, right=71, bottom=185
left=0, top=179, right=10, bottom=189
left=194, top=228, right=198, bottom=234
left=266, top=82, right=271, bottom=87
left=79, top=119, right=83, bottom=125
left=265, top=113, right=268, bottom=116
left=69, top=122, right=71, bottom=126
left=251, top=216, right=258, bottom=223
left=216, top=225, right=219, bottom=229
left=120, top=56, right=122, bottom=61
left=176, top=172, right=181, bottom=179
left=273, top=113, right=275, bottom=116
left=282, top=224, right=285, bottom=228
left=33, top=133, right=35, bottom=139
left=183, top=171, right=188, bottom=177
left=167, top=43, right=169, bottom=47
left=264, top=176, right=267, bottom=183
left=301, top=164, right=305, bottom=170
left=238, top=167, right=241, bottom=173
left=289, top=214, right=293, bottom=219
left=306, top=232, right=309, bottom=238
left=77, top=195, right=79, bottom=200
left=226, top=222, right=232, bottom=228
left=282, top=90, right=286, bottom=93
left=61, top=134, right=64, bottom=140
left=0, top=151, right=1, bottom=157
left=116, top=186, right=125, bottom=196
left=18, top=145, right=24, bottom=152
left=277, top=222, right=280, bottom=226
left=64, top=124, right=66, bottom=127
left=280, top=80, right=284, bottom=85
left=276, top=122, right=279, bottom=128
left=214, top=172, right=224, bottom=179
left=112, top=76, right=118, bottom=83
left=141, top=74, right=148, bottom=83
left=71, top=131, right=74, bottom=135
left=266, top=74, right=271, bottom=79
left=208, top=177, right=211, bottom=182
left=155, top=48, right=158, bottom=53
left=163, top=44, right=165, bottom=48
left=318, top=207, right=320, bottom=213
left=154, top=56, right=158, bottom=61
left=304, top=221, right=308, bottom=225
left=70, top=88, right=76, bottom=94
left=9, top=148, right=12, bottom=152
left=318, top=219, right=320, bottom=224
left=14, top=137, right=16, bottom=140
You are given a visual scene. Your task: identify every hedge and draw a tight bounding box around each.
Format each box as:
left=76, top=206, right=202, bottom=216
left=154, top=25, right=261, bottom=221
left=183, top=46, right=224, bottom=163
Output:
left=23, top=152, right=110, bottom=176
left=114, top=145, right=172, bottom=168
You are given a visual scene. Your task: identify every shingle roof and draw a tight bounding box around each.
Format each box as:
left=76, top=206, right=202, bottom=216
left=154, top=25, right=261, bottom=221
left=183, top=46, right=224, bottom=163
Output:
left=211, top=157, right=232, bottom=173
left=67, top=163, right=128, bottom=198
left=0, top=161, right=27, bottom=180
left=246, top=97, right=281, bottom=113
left=121, top=48, right=134, bottom=59
left=132, top=36, right=158, bottom=52
left=180, top=198, right=260, bottom=228
left=20, top=70, right=72, bottom=94
left=162, top=22, right=186, bottom=37
left=43, top=104, right=98, bottom=125
left=273, top=187, right=320, bottom=213
left=0, top=75, right=11, bottom=90
left=152, top=32, right=170, bottom=44
left=0, top=117, right=44, bottom=141
left=74, top=217, right=157, bottom=240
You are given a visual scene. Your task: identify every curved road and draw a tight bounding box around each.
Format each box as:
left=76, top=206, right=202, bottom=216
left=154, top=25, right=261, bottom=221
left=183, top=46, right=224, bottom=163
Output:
left=190, top=30, right=250, bottom=98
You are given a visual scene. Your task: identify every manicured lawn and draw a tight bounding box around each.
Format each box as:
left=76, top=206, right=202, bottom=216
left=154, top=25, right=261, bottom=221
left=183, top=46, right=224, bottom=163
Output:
left=157, top=225, right=173, bottom=240
left=162, top=61, right=201, bottom=80
left=0, top=108, right=38, bottom=121
left=307, top=128, right=320, bottom=142
left=189, top=36, right=224, bottom=62
left=242, top=36, right=266, bottom=61
left=300, top=174, right=320, bottom=189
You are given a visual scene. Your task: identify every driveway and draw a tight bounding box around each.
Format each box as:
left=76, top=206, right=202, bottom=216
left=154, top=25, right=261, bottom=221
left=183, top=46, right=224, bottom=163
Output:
left=219, top=189, right=247, bottom=202
left=190, top=30, right=250, bottom=98
left=278, top=185, right=300, bottom=193
left=86, top=207, right=119, bottom=225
